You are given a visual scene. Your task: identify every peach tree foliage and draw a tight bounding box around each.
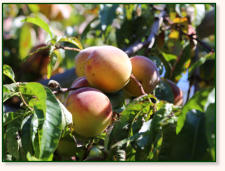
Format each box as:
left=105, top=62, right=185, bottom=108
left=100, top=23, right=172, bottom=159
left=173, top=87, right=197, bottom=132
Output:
left=3, top=4, right=215, bottom=161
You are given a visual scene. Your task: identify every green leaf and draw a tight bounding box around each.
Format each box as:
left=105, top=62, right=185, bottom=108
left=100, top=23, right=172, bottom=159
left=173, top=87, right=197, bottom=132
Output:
left=3, top=64, right=15, bottom=82
left=21, top=115, right=35, bottom=157
left=155, top=79, right=174, bottom=104
left=3, top=83, right=19, bottom=103
left=19, top=82, right=46, bottom=113
left=108, top=95, right=156, bottom=153
left=19, top=24, right=34, bottom=60
left=22, top=16, right=53, bottom=39
left=159, top=109, right=212, bottom=161
left=172, top=43, right=192, bottom=80
left=57, top=99, right=73, bottom=130
left=3, top=110, right=30, bottom=127
left=204, top=89, right=215, bottom=161
left=194, top=4, right=205, bottom=26
left=26, top=152, right=52, bottom=161
left=188, top=53, right=215, bottom=78
left=27, top=4, right=39, bottom=13
left=161, top=52, right=177, bottom=62
left=58, top=37, right=83, bottom=50
left=39, top=87, right=62, bottom=159
left=99, top=4, right=119, bottom=31
left=148, top=56, right=164, bottom=76
left=4, top=115, right=24, bottom=161
left=47, top=47, right=59, bottom=79
left=176, top=88, right=212, bottom=134
left=5, top=126, right=20, bottom=160
left=135, top=102, right=177, bottom=161
left=19, top=82, right=63, bottom=160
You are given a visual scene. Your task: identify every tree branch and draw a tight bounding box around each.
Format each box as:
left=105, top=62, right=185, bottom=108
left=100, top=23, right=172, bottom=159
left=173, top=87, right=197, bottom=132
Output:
left=124, top=11, right=166, bottom=56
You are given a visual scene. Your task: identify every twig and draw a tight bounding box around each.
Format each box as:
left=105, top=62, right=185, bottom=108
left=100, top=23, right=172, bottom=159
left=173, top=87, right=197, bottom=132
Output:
left=179, top=29, right=214, bottom=53
left=164, top=16, right=215, bottom=53
left=52, top=86, right=84, bottom=94
left=55, top=45, right=81, bottom=52
left=18, top=89, right=33, bottom=112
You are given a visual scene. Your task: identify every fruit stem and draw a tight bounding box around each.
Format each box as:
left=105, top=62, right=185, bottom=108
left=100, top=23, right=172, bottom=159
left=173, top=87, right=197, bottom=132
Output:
left=130, top=74, right=146, bottom=95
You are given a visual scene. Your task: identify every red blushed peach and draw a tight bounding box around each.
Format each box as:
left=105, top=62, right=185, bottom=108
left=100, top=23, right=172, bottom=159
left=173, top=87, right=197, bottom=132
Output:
left=75, top=46, right=97, bottom=77
left=124, top=56, right=160, bottom=97
left=85, top=46, right=132, bottom=93
left=65, top=87, right=112, bottom=137
left=165, top=79, right=183, bottom=105
left=71, top=77, right=90, bottom=89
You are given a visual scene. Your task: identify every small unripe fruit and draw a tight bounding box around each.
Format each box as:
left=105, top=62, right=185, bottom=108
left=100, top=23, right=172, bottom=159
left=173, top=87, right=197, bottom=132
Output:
left=165, top=79, right=183, bottom=105
left=85, top=46, right=132, bottom=93
left=56, top=135, right=77, bottom=157
left=124, top=56, right=160, bottom=97
left=75, top=47, right=96, bottom=77
left=66, top=87, right=112, bottom=137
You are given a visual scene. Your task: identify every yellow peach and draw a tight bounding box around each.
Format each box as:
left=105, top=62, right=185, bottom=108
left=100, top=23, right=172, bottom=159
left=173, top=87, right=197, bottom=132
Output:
left=85, top=46, right=132, bottom=93
left=124, top=56, right=160, bottom=97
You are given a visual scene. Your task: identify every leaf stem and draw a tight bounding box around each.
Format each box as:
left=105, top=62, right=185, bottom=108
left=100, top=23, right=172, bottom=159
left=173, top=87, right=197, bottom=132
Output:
left=18, top=92, right=33, bottom=112
left=55, top=45, right=81, bottom=52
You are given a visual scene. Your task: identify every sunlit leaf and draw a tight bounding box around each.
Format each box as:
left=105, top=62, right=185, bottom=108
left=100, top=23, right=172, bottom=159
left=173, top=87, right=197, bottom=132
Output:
left=22, top=16, right=53, bottom=38
left=3, top=83, right=20, bottom=103
left=58, top=37, right=83, bottom=50
left=47, top=47, right=59, bottom=79
left=169, top=30, right=179, bottom=39
left=39, top=87, right=62, bottom=159
left=3, top=64, right=15, bottom=82
left=172, top=17, right=188, bottom=24
left=19, top=24, right=34, bottom=60
left=161, top=52, right=177, bottom=62
left=194, top=4, right=205, bottom=26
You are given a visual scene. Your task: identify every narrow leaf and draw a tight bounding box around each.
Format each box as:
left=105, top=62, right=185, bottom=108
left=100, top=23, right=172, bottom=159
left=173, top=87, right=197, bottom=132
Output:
left=3, top=64, right=15, bottom=82
left=58, top=37, right=83, bottom=49
left=22, top=16, right=53, bottom=38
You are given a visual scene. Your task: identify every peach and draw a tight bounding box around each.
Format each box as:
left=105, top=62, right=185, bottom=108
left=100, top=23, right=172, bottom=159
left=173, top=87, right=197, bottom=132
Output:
left=124, top=56, right=160, bottom=97
left=75, top=47, right=96, bottom=77
left=85, top=46, right=132, bottom=93
left=71, top=77, right=90, bottom=89
left=65, top=87, right=112, bottom=137
left=165, top=79, right=183, bottom=105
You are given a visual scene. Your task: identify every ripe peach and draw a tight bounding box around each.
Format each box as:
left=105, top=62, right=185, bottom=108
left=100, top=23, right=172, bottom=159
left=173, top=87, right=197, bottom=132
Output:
left=65, top=87, right=112, bottom=137
left=165, top=79, right=183, bottom=105
left=85, top=46, right=132, bottom=93
left=71, top=77, right=90, bottom=89
left=75, top=47, right=96, bottom=77
left=124, top=56, right=160, bottom=97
